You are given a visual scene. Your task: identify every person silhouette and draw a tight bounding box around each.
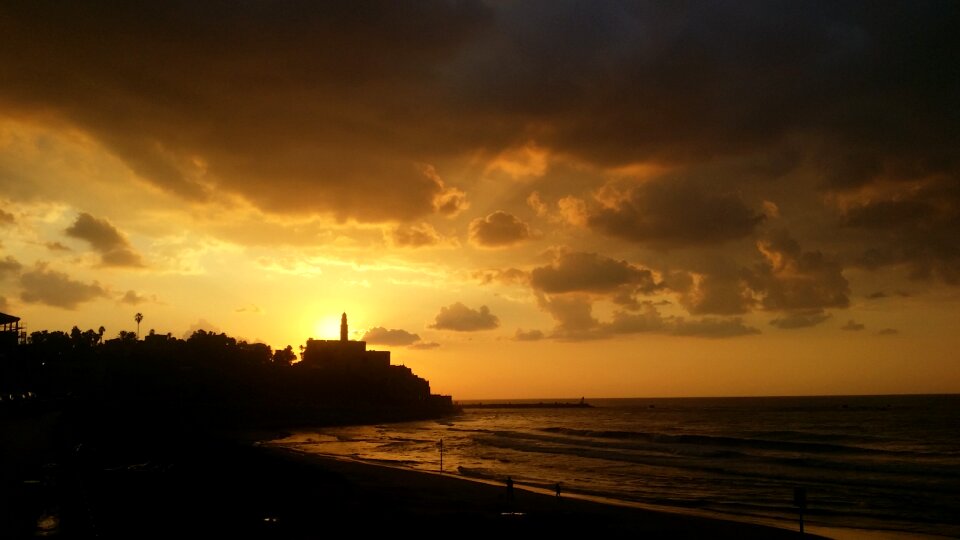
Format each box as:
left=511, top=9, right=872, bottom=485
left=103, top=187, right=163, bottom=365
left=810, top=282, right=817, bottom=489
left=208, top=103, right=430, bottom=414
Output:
left=506, top=476, right=514, bottom=500
left=555, top=482, right=561, bottom=498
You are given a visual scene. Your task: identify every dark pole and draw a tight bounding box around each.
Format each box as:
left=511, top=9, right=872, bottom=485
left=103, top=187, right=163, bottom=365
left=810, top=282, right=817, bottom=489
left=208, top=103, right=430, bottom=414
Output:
left=794, top=487, right=807, bottom=535
left=439, top=438, right=444, bottom=472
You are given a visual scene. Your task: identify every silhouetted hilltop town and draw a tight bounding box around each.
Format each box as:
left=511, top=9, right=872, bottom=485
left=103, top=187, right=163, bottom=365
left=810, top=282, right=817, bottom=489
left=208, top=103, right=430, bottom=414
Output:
left=0, top=310, right=456, bottom=432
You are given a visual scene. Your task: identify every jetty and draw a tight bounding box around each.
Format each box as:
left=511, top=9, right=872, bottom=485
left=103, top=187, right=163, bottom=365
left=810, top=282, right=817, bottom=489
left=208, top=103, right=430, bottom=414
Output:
left=459, top=400, right=593, bottom=409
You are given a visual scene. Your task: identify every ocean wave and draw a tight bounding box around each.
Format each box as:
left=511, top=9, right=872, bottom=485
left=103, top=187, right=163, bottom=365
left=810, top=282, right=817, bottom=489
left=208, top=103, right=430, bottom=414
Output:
left=536, top=426, right=952, bottom=458
left=477, top=433, right=960, bottom=491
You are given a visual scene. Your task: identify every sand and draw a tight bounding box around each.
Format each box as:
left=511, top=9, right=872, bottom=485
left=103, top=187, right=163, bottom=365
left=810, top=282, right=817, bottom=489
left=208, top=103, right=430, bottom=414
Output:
left=1, top=417, right=820, bottom=539
left=66, top=440, right=815, bottom=538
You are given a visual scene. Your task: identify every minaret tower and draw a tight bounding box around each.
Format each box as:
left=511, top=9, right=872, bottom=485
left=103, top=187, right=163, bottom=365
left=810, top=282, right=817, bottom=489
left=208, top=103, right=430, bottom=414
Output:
left=340, top=312, right=348, bottom=342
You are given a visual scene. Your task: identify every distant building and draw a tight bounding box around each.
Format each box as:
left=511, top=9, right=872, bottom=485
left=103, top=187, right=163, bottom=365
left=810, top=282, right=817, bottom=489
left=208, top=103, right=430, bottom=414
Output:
left=0, top=311, right=23, bottom=348
left=300, top=313, right=390, bottom=370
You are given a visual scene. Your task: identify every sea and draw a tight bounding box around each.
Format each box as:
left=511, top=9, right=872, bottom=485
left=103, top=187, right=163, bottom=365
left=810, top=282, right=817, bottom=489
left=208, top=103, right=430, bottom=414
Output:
left=266, top=395, right=960, bottom=538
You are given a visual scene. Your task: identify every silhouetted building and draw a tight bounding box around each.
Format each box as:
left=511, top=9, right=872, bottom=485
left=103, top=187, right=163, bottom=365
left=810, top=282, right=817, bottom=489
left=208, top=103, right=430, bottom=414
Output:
left=0, top=311, right=23, bottom=349
left=300, top=313, right=390, bottom=370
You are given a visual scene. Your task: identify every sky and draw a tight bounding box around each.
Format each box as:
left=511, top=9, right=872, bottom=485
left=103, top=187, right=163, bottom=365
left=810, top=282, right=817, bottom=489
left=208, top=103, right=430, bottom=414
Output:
left=1, top=1, right=959, bottom=399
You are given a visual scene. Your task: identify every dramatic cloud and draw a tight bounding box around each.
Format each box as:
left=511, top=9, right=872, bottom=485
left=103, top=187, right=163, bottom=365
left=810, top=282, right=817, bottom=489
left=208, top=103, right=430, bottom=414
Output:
left=19, top=266, right=107, bottom=309
left=0, top=3, right=488, bottom=222
left=750, top=232, right=850, bottom=311
left=390, top=223, right=443, bottom=248
left=0, top=1, right=957, bottom=239
left=469, top=211, right=531, bottom=248
left=531, top=251, right=659, bottom=296
left=587, top=179, right=763, bottom=248
left=770, top=310, right=831, bottom=329
left=409, top=341, right=440, bottom=350
left=514, top=329, right=545, bottom=341
left=536, top=294, right=602, bottom=341
left=841, top=320, right=865, bottom=331
left=841, top=180, right=960, bottom=284
left=0, top=255, right=22, bottom=279
left=538, top=294, right=757, bottom=341
left=676, top=271, right=755, bottom=316
left=64, top=212, right=143, bottom=267
left=0, top=208, right=14, bottom=225
left=362, top=326, right=422, bottom=347
left=429, top=302, right=499, bottom=332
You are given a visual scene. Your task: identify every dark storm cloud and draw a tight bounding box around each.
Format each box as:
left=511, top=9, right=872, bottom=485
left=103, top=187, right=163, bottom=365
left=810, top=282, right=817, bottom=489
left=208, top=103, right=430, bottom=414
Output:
left=429, top=302, right=499, bottom=331
left=0, top=1, right=956, bottom=231
left=0, top=1, right=493, bottom=222
left=468, top=211, right=531, bottom=248
left=473, top=1, right=960, bottom=185
left=362, top=326, right=422, bottom=347
left=19, top=265, right=107, bottom=309
left=587, top=179, right=764, bottom=248
left=64, top=213, right=143, bottom=267
left=530, top=251, right=659, bottom=295
left=841, top=180, right=960, bottom=283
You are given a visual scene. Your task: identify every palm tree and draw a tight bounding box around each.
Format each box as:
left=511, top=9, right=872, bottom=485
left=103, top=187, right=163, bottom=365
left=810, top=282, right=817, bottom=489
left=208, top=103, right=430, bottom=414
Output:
left=134, top=313, right=143, bottom=339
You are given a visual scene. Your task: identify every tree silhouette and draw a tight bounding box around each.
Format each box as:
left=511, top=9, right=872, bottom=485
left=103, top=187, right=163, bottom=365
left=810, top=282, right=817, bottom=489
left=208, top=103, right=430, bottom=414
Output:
left=98, top=326, right=105, bottom=344
left=134, top=313, right=143, bottom=339
left=273, top=345, right=296, bottom=366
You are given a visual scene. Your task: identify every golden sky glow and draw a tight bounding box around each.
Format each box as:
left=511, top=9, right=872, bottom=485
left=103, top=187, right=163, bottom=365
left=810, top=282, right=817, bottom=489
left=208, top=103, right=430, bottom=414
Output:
left=1, top=2, right=959, bottom=399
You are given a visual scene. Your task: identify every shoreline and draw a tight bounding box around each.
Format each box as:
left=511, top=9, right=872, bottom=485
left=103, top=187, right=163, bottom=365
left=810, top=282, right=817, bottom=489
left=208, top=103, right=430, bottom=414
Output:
left=263, top=444, right=951, bottom=540
left=256, top=443, right=818, bottom=538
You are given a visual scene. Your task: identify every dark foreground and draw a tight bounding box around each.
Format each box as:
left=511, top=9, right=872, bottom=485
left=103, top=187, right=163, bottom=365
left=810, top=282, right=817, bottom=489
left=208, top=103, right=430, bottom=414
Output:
left=2, top=416, right=817, bottom=539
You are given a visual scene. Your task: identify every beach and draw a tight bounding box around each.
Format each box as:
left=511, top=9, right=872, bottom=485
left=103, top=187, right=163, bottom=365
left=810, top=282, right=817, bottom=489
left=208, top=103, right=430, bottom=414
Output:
left=267, top=397, right=960, bottom=538
left=2, top=425, right=815, bottom=539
